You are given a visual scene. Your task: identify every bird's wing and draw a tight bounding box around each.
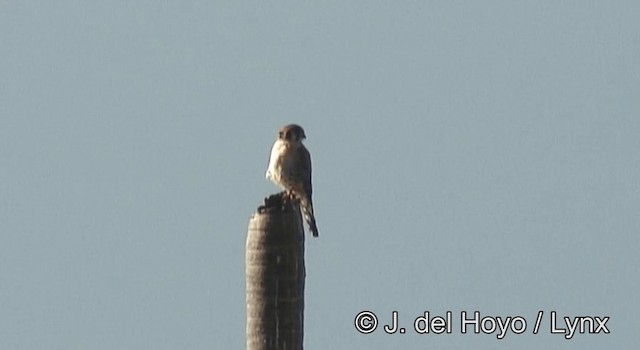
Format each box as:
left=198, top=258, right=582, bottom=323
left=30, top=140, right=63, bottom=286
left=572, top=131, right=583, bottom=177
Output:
left=297, top=145, right=313, bottom=197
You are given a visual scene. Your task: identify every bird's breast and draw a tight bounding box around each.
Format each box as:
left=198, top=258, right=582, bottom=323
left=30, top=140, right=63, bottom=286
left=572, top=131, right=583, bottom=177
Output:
left=266, top=140, right=291, bottom=184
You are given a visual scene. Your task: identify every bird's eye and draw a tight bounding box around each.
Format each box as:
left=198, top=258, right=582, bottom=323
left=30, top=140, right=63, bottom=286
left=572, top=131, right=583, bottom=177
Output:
left=279, top=131, right=284, bottom=138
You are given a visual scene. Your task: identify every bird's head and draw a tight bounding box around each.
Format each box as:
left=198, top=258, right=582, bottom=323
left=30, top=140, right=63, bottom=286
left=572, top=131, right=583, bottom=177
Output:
left=278, top=124, right=307, bottom=143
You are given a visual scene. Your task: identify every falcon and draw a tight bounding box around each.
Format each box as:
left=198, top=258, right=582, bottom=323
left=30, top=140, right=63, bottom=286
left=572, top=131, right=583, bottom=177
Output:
left=266, top=124, right=319, bottom=237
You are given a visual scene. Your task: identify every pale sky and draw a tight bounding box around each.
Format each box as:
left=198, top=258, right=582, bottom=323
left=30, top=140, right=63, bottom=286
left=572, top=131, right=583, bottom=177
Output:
left=1, top=1, right=638, bottom=349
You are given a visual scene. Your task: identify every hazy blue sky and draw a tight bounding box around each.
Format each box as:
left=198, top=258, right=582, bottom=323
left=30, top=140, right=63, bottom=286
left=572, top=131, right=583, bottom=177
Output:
left=1, top=1, right=638, bottom=349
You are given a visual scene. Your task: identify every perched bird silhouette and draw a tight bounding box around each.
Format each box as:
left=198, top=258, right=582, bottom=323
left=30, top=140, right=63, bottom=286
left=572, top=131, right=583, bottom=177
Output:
left=266, top=124, right=319, bottom=237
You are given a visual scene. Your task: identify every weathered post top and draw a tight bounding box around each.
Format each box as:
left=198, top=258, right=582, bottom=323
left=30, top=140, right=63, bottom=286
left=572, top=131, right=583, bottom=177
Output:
left=246, top=193, right=306, bottom=350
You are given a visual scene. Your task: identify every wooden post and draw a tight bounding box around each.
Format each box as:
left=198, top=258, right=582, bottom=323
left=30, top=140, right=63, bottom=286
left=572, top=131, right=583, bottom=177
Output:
left=246, top=193, right=306, bottom=350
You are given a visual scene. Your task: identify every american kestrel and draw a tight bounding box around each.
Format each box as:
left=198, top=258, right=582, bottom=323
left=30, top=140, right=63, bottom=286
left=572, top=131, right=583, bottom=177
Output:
left=266, top=124, right=319, bottom=237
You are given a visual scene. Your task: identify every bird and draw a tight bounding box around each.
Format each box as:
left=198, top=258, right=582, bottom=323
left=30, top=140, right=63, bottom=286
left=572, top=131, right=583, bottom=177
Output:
left=266, top=124, right=319, bottom=237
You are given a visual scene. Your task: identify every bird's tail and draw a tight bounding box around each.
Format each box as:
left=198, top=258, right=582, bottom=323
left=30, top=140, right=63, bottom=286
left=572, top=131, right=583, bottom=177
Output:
left=299, top=197, right=319, bottom=237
